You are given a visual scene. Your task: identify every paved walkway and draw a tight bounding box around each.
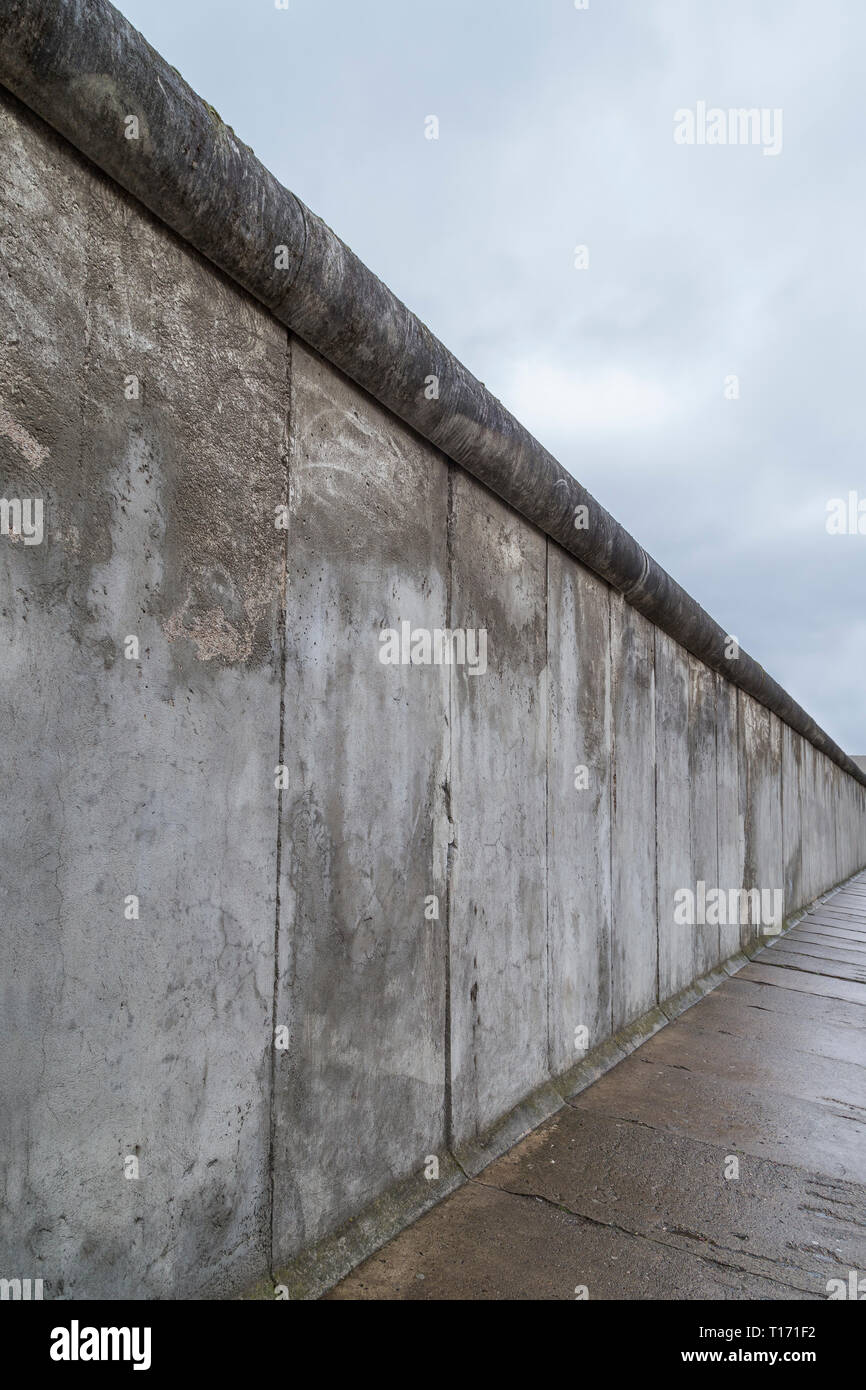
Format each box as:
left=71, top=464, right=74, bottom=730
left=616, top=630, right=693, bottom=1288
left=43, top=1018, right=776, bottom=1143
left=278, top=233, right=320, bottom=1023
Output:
left=328, top=875, right=866, bottom=1299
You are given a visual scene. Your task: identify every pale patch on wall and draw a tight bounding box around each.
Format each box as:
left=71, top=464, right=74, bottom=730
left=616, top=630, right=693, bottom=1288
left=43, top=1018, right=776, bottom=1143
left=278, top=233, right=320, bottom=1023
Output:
left=0, top=405, right=49, bottom=470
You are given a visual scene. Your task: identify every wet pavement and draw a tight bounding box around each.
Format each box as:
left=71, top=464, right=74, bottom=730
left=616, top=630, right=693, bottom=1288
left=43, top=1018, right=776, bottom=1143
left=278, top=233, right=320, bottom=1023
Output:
left=327, top=876, right=866, bottom=1300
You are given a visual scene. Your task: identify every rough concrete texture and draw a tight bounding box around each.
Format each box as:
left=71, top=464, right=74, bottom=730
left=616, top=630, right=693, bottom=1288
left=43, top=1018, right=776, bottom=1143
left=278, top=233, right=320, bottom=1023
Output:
left=0, top=91, right=286, bottom=1297
left=2, top=79, right=866, bottom=1300
left=328, top=877, right=866, bottom=1299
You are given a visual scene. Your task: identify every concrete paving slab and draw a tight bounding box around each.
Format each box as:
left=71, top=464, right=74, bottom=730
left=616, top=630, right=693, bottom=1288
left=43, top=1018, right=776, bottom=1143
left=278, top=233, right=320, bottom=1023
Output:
left=782, top=944, right=866, bottom=972
left=713, top=975, right=866, bottom=1029
left=738, top=961, right=866, bottom=1006
left=804, top=909, right=866, bottom=928
left=759, top=947, right=866, bottom=984
left=456, top=1110, right=865, bottom=1293
left=786, top=921, right=866, bottom=944
left=630, top=1017, right=866, bottom=1104
left=658, top=995, right=863, bottom=1066
left=326, top=1178, right=818, bottom=1301
left=571, top=1063, right=866, bottom=1181
left=783, top=933, right=866, bottom=962
left=812, top=898, right=866, bottom=912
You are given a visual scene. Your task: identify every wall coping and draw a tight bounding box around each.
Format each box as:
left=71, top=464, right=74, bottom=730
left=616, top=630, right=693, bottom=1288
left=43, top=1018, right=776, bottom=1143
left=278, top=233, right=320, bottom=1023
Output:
left=3, top=0, right=863, bottom=787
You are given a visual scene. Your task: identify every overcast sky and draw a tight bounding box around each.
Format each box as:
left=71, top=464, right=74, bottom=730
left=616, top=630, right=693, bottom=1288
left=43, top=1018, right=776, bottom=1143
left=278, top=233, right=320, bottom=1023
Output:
left=117, top=0, right=865, bottom=752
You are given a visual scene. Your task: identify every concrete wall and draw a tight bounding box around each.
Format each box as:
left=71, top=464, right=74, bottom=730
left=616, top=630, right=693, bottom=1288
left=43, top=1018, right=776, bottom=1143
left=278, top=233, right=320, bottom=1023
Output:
left=2, top=88, right=866, bottom=1299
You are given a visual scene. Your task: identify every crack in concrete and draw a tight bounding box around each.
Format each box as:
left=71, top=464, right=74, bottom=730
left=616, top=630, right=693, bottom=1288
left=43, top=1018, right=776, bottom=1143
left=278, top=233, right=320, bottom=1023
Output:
left=467, top=1177, right=827, bottom=1296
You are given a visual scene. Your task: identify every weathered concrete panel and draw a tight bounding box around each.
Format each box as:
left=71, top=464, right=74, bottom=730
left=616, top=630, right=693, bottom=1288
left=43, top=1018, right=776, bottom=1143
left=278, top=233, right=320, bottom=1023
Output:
left=716, top=678, right=742, bottom=959
left=689, top=659, right=720, bottom=975
left=738, top=695, right=784, bottom=950
left=272, top=342, right=449, bottom=1263
left=0, top=93, right=285, bottom=1297
left=837, top=769, right=857, bottom=883
left=547, top=545, right=612, bottom=1074
left=800, top=738, right=823, bottom=907
left=448, top=472, right=548, bottom=1144
left=845, top=778, right=857, bottom=878
left=610, top=593, right=657, bottom=1029
left=782, top=722, right=804, bottom=916
left=655, top=630, right=692, bottom=999
left=815, top=751, right=839, bottom=896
